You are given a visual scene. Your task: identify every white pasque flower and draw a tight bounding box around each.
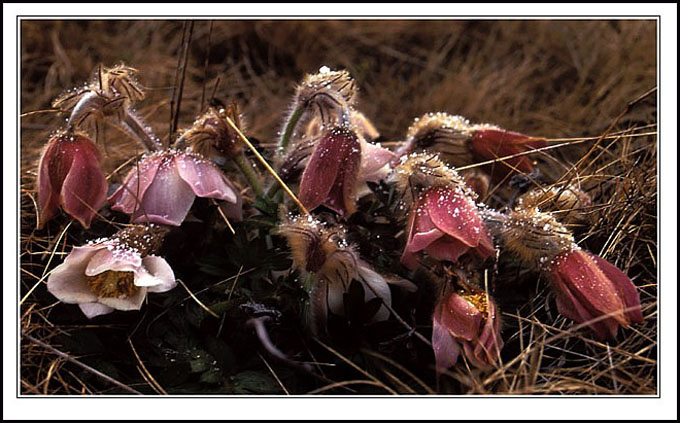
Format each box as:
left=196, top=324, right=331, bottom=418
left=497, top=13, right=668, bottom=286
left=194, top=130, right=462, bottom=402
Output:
left=47, top=238, right=176, bottom=318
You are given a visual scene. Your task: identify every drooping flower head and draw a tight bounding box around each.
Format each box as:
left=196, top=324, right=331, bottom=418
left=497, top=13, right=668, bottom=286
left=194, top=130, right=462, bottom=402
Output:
left=276, top=215, right=415, bottom=334
left=432, top=285, right=503, bottom=371
left=395, top=112, right=546, bottom=180
left=46, top=224, right=176, bottom=318
left=109, top=149, right=241, bottom=226
left=488, top=207, right=643, bottom=339
left=291, top=124, right=394, bottom=216
left=52, top=63, right=161, bottom=151
left=390, top=153, right=495, bottom=270
left=294, top=67, right=357, bottom=124
left=176, top=101, right=245, bottom=164
left=37, top=130, right=108, bottom=229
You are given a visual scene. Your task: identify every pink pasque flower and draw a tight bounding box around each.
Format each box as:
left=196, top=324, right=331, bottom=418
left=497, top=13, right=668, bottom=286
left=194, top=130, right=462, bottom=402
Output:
left=548, top=248, right=643, bottom=340
left=47, top=237, right=176, bottom=318
left=401, top=186, right=495, bottom=270
left=109, top=149, right=241, bottom=226
left=297, top=126, right=393, bottom=216
left=432, top=290, right=503, bottom=371
left=37, top=131, right=108, bottom=228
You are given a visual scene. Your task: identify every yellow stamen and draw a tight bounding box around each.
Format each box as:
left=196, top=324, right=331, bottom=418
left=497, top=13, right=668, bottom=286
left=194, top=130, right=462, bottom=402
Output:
left=87, top=270, right=138, bottom=298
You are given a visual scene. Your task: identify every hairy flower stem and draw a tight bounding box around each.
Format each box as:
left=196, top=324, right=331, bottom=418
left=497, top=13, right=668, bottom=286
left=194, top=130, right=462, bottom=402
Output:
left=278, top=106, right=304, bottom=153
left=233, top=153, right=264, bottom=196
left=120, top=110, right=163, bottom=151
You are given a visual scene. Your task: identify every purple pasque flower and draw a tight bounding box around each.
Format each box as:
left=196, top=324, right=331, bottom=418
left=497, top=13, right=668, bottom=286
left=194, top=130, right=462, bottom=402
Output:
left=37, top=130, right=108, bottom=228
left=297, top=126, right=394, bottom=216
left=109, top=149, right=241, bottom=226
left=46, top=225, right=176, bottom=318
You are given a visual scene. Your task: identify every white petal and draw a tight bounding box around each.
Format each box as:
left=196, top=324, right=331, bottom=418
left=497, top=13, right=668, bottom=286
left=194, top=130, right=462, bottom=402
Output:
left=358, top=264, right=391, bottom=321
left=326, top=280, right=346, bottom=317
left=79, top=302, right=114, bottom=319
left=139, top=255, right=177, bottom=293
left=47, top=247, right=100, bottom=304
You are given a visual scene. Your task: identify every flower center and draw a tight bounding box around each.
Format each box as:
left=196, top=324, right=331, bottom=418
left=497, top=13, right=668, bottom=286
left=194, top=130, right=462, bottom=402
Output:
left=87, top=270, right=138, bottom=298
left=460, top=290, right=489, bottom=319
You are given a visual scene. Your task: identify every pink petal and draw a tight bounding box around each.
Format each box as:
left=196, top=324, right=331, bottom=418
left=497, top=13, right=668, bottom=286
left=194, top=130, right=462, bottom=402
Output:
left=326, top=279, right=345, bottom=317
left=436, top=294, right=483, bottom=341
left=553, top=250, right=628, bottom=326
left=59, top=137, right=108, bottom=228
left=175, top=153, right=238, bottom=203
left=219, top=193, right=243, bottom=222
left=551, top=271, right=617, bottom=339
left=425, top=236, right=471, bottom=264
left=131, top=158, right=197, bottom=226
left=358, top=138, right=394, bottom=182
left=298, top=128, right=360, bottom=214
left=109, top=154, right=163, bottom=214
left=37, top=140, right=62, bottom=227
left=84, top=247, right=142, bottom=276
left=425, top=186, right=483, bottom=248
left=590, top=252, right=643, bottom=323
left=432, top=316, right=460, bottom=371
left=140, top=255, right=177, bottom=293
left=79, top=302, right=115, bottom=319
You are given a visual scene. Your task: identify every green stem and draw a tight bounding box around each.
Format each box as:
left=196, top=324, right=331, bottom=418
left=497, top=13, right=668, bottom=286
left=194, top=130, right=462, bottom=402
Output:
left=278, top=106, right=304, bottom=152
left=266, top=182, right=283, bottom=198
left=233, top=153, right=264, bottom=196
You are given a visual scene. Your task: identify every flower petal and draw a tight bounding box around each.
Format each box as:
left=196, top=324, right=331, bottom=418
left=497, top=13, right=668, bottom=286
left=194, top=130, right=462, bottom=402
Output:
left=425, top=186, right=484, bottom=248
left=175, top=153, right=238, bottom=203
left=59, top=137, right=108, bottom=228
left=298, top=128, right=361, bottom=214
left=590, top=252, right=643, bottom=323
left=109, top=154, right=163, bottom=214
left=358, top=138, right=394, bottom=182
left=84, top=247, right=142, bottom=276
left=436, top=293, right=482, bottom=341
left=358, top=264, right=391, bottom=321
left=553, top=250, right=628, bottom=326
left=47, top=246, right=101, bottom=304
left=469, top=128, right=545, bottom=175
left=37, top=140, right=64, bottom=228
left=131, top=158, right=197, bottom=226
left=140, top=255, right=177, bottom=293
left=432, top=316, right=460, bottom=371
left=79, top=302, right=115, bottom=319
left=425, top=236, right=470, bottom=264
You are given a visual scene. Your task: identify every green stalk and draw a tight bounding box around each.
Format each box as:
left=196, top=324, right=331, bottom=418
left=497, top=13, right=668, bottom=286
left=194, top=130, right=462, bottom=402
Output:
left=278, top=106, right=304, bottom=152
left=233, top=153, right=264, bottom=196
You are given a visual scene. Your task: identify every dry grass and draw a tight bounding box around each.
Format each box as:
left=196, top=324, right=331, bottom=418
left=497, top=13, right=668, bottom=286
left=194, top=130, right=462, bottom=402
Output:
left=19, top=19, right=657, bottom=395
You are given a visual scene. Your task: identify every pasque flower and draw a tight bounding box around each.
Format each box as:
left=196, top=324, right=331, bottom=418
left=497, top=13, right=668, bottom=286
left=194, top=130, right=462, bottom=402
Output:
left=295, top=126, right=393, bottom=216
left=46, top=224, right=176, bottom=318
left=37, top=130, right=108, bottom=228
left=488, top=207, right=643, bottom=339
left=109, top=149, right=241, bottom=226
left=432, top=288, right=503, bottom=370
left=277, top=215, right=415, bottom=334
left=390, top=153, right=495, bottom=270
left=396, top=112, right=546, bottom=180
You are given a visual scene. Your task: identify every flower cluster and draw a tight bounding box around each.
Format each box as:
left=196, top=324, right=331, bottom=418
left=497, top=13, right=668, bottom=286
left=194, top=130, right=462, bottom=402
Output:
left=34, top=63, right=645, bottom=379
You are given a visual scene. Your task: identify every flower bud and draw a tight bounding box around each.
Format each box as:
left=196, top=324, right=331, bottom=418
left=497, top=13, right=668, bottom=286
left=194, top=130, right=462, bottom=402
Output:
left=516, top=184, right=593, bottom=224
left=179, top=103, right=245, bottom=163
left=295, top=67, right=357, bottom=123
left=37, top=130, right=108, bottom=228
